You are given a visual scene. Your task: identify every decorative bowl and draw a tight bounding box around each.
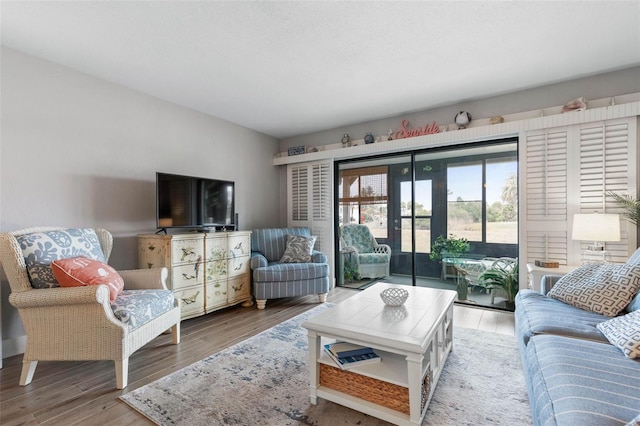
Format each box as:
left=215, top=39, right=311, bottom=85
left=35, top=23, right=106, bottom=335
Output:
left=380, top=287, right=409, bottom=306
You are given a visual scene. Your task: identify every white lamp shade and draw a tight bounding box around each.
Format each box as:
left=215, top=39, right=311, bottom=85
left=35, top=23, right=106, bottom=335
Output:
left=572, top=213, right=621, bottom=242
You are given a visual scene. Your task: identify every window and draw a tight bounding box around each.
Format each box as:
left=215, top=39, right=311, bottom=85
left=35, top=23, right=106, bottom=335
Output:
left=338, top=166, right=388, bottom=239
left=401, top=180, right=432, bottom=252
left=447, top=156, right=517, bottom=244
left=448, top=162, right=482, bottom=241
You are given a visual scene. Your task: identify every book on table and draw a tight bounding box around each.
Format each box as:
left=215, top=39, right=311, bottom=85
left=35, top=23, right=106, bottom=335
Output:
left=323, top=342, right=381, bottom=370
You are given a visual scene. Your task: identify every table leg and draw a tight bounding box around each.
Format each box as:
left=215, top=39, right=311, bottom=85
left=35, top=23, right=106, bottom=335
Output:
left=406, top=352, right=424, bottom=425
left=307, top=330, right=320, bottom=404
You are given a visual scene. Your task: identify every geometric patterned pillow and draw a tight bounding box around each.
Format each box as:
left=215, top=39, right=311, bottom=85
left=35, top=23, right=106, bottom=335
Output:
left=548, top=263, right=640, bottom=317
left=279, top=234, right=317, bottom=263
left=16, top=228, right=107, bottom=289
left=597, top=310, right=640, bottom=359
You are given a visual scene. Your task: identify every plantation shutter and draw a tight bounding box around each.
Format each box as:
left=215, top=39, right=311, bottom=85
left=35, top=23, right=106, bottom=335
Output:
left=522, top=118, right=637, bottom=268
left=288, top=161, right=335, bottom=285
left=578, top=120, right=633, bottom=262
left=290, top=165, right=309, bottom=222
left=523, top=128, right=570, bottom=265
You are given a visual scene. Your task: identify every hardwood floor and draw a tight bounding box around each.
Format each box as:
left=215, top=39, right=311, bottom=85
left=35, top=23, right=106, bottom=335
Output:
left=0, top=287, right=514, bottom=425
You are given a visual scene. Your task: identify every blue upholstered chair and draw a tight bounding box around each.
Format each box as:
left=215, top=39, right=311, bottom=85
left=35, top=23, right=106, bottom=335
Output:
left=340, top=224, right=391, bottom=279
left=250, top=228, right=330, bottom=309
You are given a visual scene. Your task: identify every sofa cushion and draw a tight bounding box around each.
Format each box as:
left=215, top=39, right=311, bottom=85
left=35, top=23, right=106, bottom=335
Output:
left=253, top=262, right=329, bottom=282
left=51, top=256, right=124, bottom=302
left=525, top=334, right=640, bottom=426
left=251, top=228, right=312, bottom=262
left=515, top=290, right=609, bottom=346
left=279, top=234, right=316, bottom=263
left=597, top=310, right=640, bottom=359
left=110, top=289, right=175, bottom=331
left=547, top=262, right=640, bottom=316
left=17, top=228, right=106, bottom=289
left=627, top=292, right=640, bottom=313
left=627, top=413, right=640, bottom=426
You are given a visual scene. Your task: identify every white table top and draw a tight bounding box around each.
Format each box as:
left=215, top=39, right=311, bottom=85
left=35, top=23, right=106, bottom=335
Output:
left=302, top=283, right=456, bottom=354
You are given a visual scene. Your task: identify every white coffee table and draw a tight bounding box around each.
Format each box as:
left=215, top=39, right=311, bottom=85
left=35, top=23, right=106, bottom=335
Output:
left=302, top=283, right=456, bottom=426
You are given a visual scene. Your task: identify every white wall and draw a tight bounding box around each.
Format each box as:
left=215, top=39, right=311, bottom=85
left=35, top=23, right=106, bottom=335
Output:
left=0, top=47, right=282, bottom=358
left=277, top=67, right=640, bottom=230
left=280, top=67, right=640, bottom=150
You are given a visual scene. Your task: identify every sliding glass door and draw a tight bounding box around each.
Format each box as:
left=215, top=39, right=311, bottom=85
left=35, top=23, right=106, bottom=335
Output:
left=335, top=138, right=518, bottom=310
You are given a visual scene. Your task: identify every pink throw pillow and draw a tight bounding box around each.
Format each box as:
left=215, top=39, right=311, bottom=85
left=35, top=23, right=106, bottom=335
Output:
left=51, top=256, right=124, bottom=302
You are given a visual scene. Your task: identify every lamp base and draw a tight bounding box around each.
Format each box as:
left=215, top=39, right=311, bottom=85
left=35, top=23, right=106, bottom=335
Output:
left=581, top=250, right=612, bottom=264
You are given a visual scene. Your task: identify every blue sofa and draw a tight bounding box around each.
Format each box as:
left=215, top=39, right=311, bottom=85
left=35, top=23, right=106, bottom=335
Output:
left=515, top=250, right=640, bottom=425
left=250, top=228, right=330, bottom=309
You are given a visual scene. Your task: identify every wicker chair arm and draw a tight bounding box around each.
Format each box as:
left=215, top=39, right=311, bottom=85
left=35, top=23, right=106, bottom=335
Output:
left=374, top=244, right=392, bottom=255
left=9, top=285, right=110, bottom=309
left=119, top=267, right=168, bottom=290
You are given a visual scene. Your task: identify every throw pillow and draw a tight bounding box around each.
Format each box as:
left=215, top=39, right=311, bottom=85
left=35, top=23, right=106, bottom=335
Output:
left=597, top=310, right=640, bottom=359
left=547, top=263, right=640, bottom=317
left=51, top=256, right=124, bottom=301
left=17, top=228, right=107, bottom=289
left=279, top=234, right=317, bottom=263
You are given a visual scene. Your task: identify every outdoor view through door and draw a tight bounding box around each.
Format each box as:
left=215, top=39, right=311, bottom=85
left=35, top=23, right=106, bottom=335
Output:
left=337, top=138, right=518, bottom=311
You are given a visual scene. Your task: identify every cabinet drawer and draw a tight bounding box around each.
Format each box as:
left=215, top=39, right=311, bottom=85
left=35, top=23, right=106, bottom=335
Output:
left=171, top=262, right=205, bottom=290
left=206, top=258, right=227, bottom=282
left=205, top=235, right=227, bottom=261
left=138, top=237, right=171, bottom=269
left=171, top=237, right=204, bottom=266
left=228, top=255, right=250, bottom=278
left=228, top=234, right=251, bottom=258
left=174, top=285, right=205, bottom=318
left=206, top=280, right=228, bottom=309
left=228, top=275, right=251, bottom=303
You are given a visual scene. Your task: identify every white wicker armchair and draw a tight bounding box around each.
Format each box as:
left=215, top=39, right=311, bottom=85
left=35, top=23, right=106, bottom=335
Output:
left=0, top=227, right=181, bottom=389
left=340, top=224, right=392, bottom=279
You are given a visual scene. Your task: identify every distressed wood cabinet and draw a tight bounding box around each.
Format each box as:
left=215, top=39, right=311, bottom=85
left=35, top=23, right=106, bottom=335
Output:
left=138, top=231, right=252, bottom=319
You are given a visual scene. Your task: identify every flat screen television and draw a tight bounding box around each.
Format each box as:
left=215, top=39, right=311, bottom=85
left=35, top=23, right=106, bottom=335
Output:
left=156, top=172, right=235, bottom=232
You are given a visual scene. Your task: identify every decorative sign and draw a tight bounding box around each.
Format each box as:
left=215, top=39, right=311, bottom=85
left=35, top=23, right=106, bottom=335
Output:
left=395, top=119, right=440, bottom=139
left=288, top=146, right=306, bottom=156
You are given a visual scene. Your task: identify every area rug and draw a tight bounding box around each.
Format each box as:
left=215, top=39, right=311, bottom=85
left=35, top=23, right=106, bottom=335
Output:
left=121, top=304, right=531, bottom=425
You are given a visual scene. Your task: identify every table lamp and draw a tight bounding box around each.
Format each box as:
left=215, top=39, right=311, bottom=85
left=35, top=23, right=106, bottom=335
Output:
left=572, top=213, right=620, bottom=262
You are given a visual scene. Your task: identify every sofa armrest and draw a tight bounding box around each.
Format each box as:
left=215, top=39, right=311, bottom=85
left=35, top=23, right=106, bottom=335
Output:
left=540, top=274, right=564, bottom=295
left=9, top=285, right=110, bottom=308
left=312, top=250, right=327, bottom=264
left=251, top=252, right=268, bottom=269
left=119, top=267, right=168, bottom=290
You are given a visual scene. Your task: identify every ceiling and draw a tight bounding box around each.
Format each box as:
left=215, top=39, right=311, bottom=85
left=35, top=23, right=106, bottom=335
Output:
left=2, top=1, right=639, bottom=140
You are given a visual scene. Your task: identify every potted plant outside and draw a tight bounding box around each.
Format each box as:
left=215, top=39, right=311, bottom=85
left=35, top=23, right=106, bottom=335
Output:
left=429, top=234, right=471, bottom=261
left=479, top=260, right=519, bottom=310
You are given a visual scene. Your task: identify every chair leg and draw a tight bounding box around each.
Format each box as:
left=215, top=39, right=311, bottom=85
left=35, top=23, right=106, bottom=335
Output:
left=19, top=360, right=38, bottom=386
left=171, top=322, right=181, bottom=344
left=318, top=293, right=327, bottom=303
left=115, top=358, right=129, bottom=390
left=256, top=299, right=267, bottom=309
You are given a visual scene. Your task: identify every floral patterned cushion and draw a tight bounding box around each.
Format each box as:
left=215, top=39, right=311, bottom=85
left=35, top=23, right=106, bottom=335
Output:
left=17, top=228, right=107, bottom=289
left=341, top=225, right=375, bottom=253
left=358, top=253, right=390, bottom=264
left=279, top=235, right=317, bottom=263
left=111, top=289, right=175, bottom=331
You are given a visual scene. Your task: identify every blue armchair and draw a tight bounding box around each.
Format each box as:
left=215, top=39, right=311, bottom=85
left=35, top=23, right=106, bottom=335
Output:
left=250, top=227, right=330, bottom=309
